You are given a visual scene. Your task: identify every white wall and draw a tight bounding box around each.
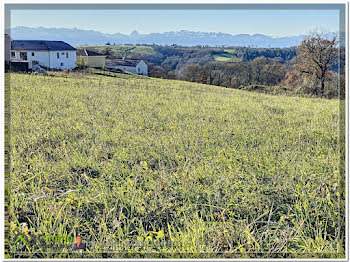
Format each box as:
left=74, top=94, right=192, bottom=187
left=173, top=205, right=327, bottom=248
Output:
left=136, top=60, right=148, bottom=75
left=12, top=50, right=76, bottom=70
left=49, top=51, right=76, bottom=69
left=117, top=60, right=148, bottom=75
left=23, top=51, right=50, bottom=67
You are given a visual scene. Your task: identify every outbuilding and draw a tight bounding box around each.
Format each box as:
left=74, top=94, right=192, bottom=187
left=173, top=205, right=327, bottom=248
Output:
left=106, top=58, right=148, bottom=76
left=76, top=49, right=106, bottom=68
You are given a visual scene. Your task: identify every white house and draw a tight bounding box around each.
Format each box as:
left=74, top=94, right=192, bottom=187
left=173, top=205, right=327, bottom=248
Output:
left=106, top=58, right=148, bottom=76
left=11, top=40, right=76, bottom=70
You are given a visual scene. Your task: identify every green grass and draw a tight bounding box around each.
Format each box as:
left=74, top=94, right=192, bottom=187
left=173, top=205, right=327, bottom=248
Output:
left=8, top=72, right=344, bottom=258
left=213, top=52, right=241, bottom=62
left=223, top=48, right=237, bottom=54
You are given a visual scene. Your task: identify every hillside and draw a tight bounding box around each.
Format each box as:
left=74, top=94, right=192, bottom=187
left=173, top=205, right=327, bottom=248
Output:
left=80, top=44, right=156, bottom=57
left=8, top=72, right=344, bottom=258
left=80, top=44, right=296, bottom=63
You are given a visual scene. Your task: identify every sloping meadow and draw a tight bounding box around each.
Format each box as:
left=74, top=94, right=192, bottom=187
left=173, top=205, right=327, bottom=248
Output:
left=8, top=73, right=344, bottom=258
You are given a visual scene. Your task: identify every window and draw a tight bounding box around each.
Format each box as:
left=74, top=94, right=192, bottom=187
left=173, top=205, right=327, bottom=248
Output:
left=61, top=52, right=65, bottom=55
left=57, top=52, right=59, bottom=58
left=32, top=52, right=35, bottom=56
left=66, top=52, right=68, bottom=58
left=20, top=52, right=27, bottom=60
left=61, top=63, right=64, bottom=66
left=11, top=52, right=15, bottom=58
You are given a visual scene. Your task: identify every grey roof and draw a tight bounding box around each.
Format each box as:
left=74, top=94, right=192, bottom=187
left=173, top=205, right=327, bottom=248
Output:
left=11, top=40, right=76, bottom=51
left=106, top=58, right=143, bottom=67
left=77, top=49, right=105, bottom=56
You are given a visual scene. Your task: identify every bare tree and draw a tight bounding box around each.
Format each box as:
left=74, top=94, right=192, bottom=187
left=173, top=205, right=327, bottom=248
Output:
left=296, top=32, right=338, bottom=96
left=250, top=56, right=267, bottom=84
left=182, top=64, right=201, bottom=82
left=261, top=59, right=286, bottom=86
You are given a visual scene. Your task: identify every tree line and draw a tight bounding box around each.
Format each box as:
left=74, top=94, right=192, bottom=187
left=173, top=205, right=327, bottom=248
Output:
left=149, top=33, right=344, bottom=99
left=100, top=32, right=344, bottom=99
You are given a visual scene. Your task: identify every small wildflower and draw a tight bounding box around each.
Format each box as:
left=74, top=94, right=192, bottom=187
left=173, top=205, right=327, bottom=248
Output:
left=141, top=161, right=148, bottom=170
left=157, top=230, right=164, bottom=238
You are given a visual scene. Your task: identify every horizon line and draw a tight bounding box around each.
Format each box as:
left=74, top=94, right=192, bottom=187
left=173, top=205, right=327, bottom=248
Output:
left=8, top=26, right=337, bottom=38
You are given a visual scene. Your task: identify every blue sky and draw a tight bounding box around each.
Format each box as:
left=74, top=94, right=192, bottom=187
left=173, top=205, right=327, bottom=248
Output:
left=10, top=8, right=339, bottom=37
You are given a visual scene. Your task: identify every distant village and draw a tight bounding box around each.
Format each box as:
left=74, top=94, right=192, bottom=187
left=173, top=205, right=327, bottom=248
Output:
left=4, top=34, right=148, bottom=75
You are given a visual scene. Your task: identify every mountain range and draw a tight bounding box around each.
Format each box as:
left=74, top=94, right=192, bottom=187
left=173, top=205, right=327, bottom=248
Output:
left=7, top=26, right=306, bottom=48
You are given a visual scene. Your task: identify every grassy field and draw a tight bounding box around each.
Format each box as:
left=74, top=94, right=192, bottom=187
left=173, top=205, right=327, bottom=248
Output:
left=214, top=49, right=241, bottom=62
left=213, top=53, right=240, bottom=62
left=8, top=72, right=344, bottom=258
